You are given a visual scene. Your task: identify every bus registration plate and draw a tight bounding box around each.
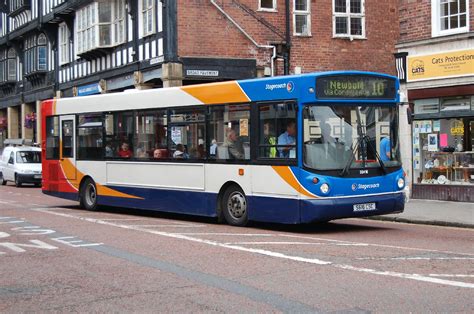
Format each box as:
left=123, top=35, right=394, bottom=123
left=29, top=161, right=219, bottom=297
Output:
left=353, top=203, right=376, bottom=212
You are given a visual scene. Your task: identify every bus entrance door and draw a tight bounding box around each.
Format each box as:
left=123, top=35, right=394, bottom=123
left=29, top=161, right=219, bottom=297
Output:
left=59, top=115, right=76, bottom=181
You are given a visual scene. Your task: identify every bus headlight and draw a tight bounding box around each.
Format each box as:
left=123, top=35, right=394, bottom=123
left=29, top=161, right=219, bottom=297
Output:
left=320, top=183, right=330, bottom=194
left=397, top=178, right=405, bottom=189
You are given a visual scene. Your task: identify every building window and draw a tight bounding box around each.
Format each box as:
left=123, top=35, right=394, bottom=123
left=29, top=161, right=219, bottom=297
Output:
left=259, top=0, right=276, bottom=11
left=142, top=0, right=155, bottom=37
left=333, top=0, right=365, bottom=38
left=58, top=23, right=70, bottom=65
left=24, top=34, right=47, bottom=74
left=432, top=0, right=469, bottom=37
left=7, top=48, right=16, bottom=80
left=113, top=0, right=126, bottom=44
left=0, top=50, right=5, bottom=82
left=76, top=0, right=125, bottom=55
left=37, top=34, right=47, bottom=70
left=294, top=0, right=311, bottom=36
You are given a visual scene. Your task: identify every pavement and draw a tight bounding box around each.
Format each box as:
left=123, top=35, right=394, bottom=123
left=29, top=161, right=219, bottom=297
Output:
left=371, top=198, right=474, bottom=229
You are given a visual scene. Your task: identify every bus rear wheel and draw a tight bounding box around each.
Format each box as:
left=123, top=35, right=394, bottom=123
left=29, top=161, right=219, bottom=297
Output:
left=80, top=178, right=98, bottom=211
left=222, top=186, right=248, bottom=227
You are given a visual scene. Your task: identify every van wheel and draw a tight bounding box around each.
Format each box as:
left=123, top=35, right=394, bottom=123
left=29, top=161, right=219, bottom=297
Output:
left=80, top=178, right=98, bottom=211
left=222, top=185, right=248, bottom=227
left=14, top=174, right=22, bottom=187
left=1, top=173, right=6, bottom=185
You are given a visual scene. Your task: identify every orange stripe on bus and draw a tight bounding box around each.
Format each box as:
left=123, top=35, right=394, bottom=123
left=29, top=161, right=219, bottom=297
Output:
left=181, top=81, right=250, bottom=104
left=271, top=166, right=317, bottom=199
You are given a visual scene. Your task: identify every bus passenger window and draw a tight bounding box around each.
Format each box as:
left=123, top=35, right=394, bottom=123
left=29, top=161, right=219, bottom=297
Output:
left=169, top=108, right=206, bottom=160
left=77, top=114, right=103, bottom=160
left=135, top=110, right=167, bottom=160
left=105, top=112, right=134, bottom=159
left=209, top=105, right=250, bottom=161
left=258, top=102, right=297, bottom=159
left=46, top=116, right=60, bottom=159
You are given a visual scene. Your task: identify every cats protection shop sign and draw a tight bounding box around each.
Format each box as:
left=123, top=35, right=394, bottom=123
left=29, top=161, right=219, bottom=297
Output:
left=407, top=49, right=474, bottom=82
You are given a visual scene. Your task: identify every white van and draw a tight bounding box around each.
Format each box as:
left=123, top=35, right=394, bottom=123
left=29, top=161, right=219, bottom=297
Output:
left=0, top=142, right=42, bottom=187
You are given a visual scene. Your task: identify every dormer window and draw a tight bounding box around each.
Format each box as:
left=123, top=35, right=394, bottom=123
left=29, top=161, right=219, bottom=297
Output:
left=8, top=0, right=31, bottom=17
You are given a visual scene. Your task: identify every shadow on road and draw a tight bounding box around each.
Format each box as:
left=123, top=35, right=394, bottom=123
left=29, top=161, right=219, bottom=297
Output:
left=47, top=204, right=394, bottom=235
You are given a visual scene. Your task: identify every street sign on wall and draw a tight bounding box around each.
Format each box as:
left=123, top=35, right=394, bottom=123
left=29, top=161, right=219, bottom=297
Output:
left=407, top=49, right=474, bottom=82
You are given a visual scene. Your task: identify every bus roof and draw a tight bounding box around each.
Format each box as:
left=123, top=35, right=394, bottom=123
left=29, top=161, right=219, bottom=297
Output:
left=45, top=71, right=399, bottom=116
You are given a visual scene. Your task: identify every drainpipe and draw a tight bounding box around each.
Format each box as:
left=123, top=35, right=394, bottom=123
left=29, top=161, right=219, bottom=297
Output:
left=210, top=0, right=276, bottom=76
left=284, top=0, right=291, bottom=75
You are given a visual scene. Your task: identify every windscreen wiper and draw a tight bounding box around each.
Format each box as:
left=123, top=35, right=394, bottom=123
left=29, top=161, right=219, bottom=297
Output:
left=339, top=136, right=362, bottom=177
left=364, top=135, right=387, bottom=174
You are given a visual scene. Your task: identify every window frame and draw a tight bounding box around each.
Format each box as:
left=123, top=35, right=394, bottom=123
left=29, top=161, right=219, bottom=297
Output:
left=332, top=0, right=366, bottom=39
left=7, top=47, right=16, bottom=81
left=58, top=23, right=70, bottom=65
left=258, top=0, right=277, bottom=12
left=142, top=0, right=156, bottom=37
left=431, top=0, right=470, bottom=37
left=293, top=0, right=311, bottom=36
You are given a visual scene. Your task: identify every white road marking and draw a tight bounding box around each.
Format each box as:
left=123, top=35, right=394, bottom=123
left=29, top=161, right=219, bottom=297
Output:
left=279, top=234, right=474, bottom=257
left=357, top=257, right=474, bottom=261
left=32, top=208, right=474, bottom=289
left=128, top=224, right=205, bottom=228
left=428, top=274, right=474, bottom=278
left=226, top=241, right=369, bottom=246
left=175, top=233, right=274, bottom=236
left=91, top=218, right=144, bottom=221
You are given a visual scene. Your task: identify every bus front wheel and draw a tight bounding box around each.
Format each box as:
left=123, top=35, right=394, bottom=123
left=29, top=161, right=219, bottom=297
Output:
left=80, top=178, right=98, bottom=211
left=222, top=186, right=248, bottom=227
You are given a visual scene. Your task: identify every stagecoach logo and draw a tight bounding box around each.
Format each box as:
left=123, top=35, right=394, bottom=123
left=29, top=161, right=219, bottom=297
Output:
left=351, top=183, right=380, bottom=191
left=411, top=59, right=425, bottom=76
left=265, top=81, right=295, bottom=93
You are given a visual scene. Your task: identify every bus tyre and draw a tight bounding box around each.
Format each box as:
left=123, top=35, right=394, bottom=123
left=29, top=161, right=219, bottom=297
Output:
left=1, top=173, right=6, bottom=185
left=14, top=174, right=22, bottom=187
left=222, top=186, right=248, bottom=227
left=80, top=178, right=98, bottom=211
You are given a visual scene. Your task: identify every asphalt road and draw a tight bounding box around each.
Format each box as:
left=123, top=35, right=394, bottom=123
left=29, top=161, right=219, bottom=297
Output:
left=1, top=184, right=473, bottom=312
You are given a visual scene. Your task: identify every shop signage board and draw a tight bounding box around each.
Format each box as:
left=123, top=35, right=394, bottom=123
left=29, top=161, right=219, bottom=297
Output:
left=407, top=49, right=474, bottom=82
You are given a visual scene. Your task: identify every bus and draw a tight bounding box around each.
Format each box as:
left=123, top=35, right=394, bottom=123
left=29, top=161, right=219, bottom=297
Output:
left=41, top=71, right=406, bottom=226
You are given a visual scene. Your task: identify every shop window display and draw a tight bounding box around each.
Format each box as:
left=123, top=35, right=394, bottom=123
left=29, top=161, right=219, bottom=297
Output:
left=414, top=118, right=474, bottom=185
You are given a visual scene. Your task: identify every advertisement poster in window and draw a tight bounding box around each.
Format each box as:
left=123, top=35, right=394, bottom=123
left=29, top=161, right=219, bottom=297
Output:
left=239, top=119, right=248, bottom=136
left=428, top=133, right=438, bottom=152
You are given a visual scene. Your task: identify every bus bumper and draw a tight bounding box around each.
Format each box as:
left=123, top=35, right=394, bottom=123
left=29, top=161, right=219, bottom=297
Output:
left=300, top=192, right=405, bottom=223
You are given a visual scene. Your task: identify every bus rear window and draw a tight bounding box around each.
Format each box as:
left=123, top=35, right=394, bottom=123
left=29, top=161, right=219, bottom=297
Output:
left=46, top=116, right=60, bottom=160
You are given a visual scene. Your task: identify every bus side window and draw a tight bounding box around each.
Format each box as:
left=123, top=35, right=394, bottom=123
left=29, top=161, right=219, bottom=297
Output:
left=46, top=116, right=60, bottom=160
left=105, top=112, right=134, bottom=159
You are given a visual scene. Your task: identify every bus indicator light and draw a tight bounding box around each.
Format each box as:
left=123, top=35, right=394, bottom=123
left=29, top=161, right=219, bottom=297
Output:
left=312, top=177, right=319, bottom=184
left=239, top=169, right=244, bottom=176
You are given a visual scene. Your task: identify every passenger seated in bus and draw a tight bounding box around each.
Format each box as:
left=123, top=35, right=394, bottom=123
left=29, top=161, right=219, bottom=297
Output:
left=118, top=142, right=132, bottom=158
left=153, top=148, right=167, bottom=159
left=105, top=144, right=114, bottom=157
left=135, top=144, right=148, bottom=158
left=263, top=121, right=277, bottom=158
left=380, top=137, right=391, bottom=162
left=278, top=120, right=296, bottom=158
left=209, top=139, right=217, bottom=157
left=173, top=144, right=188, bottom=159
left=225, top=128, right=244, bottom=159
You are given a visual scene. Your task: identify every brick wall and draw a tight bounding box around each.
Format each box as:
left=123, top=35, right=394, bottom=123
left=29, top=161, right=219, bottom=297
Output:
left=178, top=0, right=399, bottom=76
left=399, top=0, right=474, bottom=43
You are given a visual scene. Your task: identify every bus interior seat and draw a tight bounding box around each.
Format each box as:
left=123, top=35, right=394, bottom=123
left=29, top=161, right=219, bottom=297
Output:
left=216, top=145, right=229, bottom=159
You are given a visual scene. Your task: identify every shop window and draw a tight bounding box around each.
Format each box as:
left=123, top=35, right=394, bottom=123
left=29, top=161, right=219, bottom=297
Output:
left=77, top=114, right=103, bottom=160
left=294, top=0, right=311, bottom=36
left=431, top=0, right=469, bottom=37
left=258, top=102, right=297, bottom=159
left=46, top=116, right=60, bottom=160
left=440, top=97, right=471, bottom=112
left=169, top=108, right=206, bottom=160
left=414, top=98, right=440, bottom=115
left=208, top=105, right=251, bottom=161
left=105, top=111, right=134, bottom=159
left=333, top=0, right=365, bottom=38
left=259, top=0, right=276, bottom=11
left=135, top=109, right=168, bottom=159
left=413, top=118, right=474, bottom=186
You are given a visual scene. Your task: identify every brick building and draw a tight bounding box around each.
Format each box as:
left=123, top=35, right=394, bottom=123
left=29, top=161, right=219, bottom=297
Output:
left=0, top=0, right=400, bottom=149
left=394, top=0, right=474, bottom=202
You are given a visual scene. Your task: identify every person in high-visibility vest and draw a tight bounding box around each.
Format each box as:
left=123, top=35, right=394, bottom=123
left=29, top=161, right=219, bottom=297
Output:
left=263, top=122, right=277, bottom=158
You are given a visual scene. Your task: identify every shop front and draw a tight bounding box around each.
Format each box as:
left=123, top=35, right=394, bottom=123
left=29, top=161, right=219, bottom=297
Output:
left=412, top=94, right=474, bottom=202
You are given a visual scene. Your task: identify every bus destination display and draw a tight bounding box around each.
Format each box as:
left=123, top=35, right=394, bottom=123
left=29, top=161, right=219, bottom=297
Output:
left=316, top=75, right=397, bottom=100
